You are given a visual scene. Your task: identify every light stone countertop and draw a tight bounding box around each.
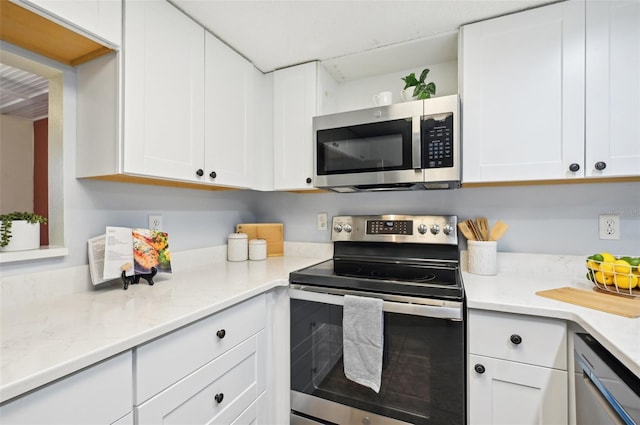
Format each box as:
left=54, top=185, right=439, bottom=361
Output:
left=462, top=251, right=640, bottom=379
left=0, top=243, right=330, bottom=403
left=1, top=246, right=638, bottom=405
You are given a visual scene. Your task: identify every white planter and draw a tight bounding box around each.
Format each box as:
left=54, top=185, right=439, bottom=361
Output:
left=0, top=221, right=41, bottom=252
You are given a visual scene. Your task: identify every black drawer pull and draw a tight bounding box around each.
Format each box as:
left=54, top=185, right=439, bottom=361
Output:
left=214, top=393, right=224, bottom=404
left=216, top=329, right=226, bottom=339
left=196, top=169, right=204, bottom=177
left=510, top=334, right=523, bottom=345
left=474, top=364, right=485, bottom=374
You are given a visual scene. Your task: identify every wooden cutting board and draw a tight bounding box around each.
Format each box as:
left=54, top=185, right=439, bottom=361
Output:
left=235, top=223, right=284, bottom=257
left=536, top=287, right=640, bottom=318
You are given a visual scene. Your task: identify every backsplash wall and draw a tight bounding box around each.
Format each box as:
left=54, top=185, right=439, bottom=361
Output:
left=250, top=181, right=640, bottom=256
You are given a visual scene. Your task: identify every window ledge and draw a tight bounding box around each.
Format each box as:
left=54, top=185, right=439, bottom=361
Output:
left=0, top=246, right=68, bottom=264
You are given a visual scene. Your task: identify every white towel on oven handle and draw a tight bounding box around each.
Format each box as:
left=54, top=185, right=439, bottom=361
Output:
left=342, top=294, right=384, bottom=393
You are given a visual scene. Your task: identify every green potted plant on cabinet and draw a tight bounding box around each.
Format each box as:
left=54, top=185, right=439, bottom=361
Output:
left=401, top=68, right=437, bottom=101
left=0, top=212, right=47, bottom=252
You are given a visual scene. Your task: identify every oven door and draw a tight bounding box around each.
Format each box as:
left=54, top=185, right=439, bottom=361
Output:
left=289, top=286, right=466, bottom=425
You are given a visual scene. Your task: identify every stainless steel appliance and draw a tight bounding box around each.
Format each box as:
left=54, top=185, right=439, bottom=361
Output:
left=574, top=333, right=640, bottom=425
left=289, top=215, right=465, bottom=425
left=313, top=95, right=460, bottom=192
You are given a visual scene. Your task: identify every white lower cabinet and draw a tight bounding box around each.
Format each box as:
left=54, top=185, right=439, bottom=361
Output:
left=469, top=354, right=568, bottom=425
left=468, top=310, right=568, bottom=425
left=0, top=352, right=132, bottom=425
left=134, top=294, right=267, bottom=425
left=136, top=334, right=265, bottom=425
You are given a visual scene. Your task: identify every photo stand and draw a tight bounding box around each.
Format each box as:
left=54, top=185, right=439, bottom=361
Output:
left=121, top=267, right=157, bottom=290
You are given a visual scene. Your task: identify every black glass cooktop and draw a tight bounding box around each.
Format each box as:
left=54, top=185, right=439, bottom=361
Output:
left=290, top=258, right=464, bottom=300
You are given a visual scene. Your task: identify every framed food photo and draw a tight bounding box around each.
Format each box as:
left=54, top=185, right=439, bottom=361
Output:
left=132, top=228, right=172, bottom=274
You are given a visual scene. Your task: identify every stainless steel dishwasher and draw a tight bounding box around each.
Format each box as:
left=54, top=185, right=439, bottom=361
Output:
left=574, top=333, right=640, bottom=425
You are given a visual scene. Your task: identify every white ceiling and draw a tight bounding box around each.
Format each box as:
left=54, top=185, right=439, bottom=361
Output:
left=172, top=0, right=558, bottom=80
left=0, top=64, right=48, bottom=121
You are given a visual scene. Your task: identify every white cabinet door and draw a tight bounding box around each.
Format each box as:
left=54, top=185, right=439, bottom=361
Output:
left=273, top=62, right=318, bottom=191
left=15, top=0, right=122, bottom=46
left=0, top=352, right=132, bottom=425
left=123, top=0, right=205, bottom=183
left=461, top=1, right=585, bottom=183
left=468, top=354, right=568, bottom=425
left=204, top=33, right=252, bottom=188
left=586, top=0, right=640, bottom=177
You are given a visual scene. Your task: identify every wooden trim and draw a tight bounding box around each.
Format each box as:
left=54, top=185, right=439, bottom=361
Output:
left=461, top=176, right=640, bottom=188
left=82, top=175, right=238, bottom=191
left=0, top=0, right=114, bottom=66
left=285, top=189, right=328, bottom=194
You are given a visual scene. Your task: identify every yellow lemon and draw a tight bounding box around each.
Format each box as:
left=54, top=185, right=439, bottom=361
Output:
left=600, top=262, right=615, bottom=277
left=586, top=260, right=600, bottom=271
left=613, top=274, right=638, bottom=289
left=613, top=259, right=632, bottom=274
left=600, top=252, right=616, bottom=263
left=595, top=271, right=614, bottom=285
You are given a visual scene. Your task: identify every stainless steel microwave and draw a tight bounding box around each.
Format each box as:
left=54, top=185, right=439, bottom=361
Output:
left=313, top=95, right=460, bottom=192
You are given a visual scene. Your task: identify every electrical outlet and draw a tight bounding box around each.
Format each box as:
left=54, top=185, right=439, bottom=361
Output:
left=317, top=212, right=328, bottom=230
left=149, top=215, right=162, bottom=232
left=598, top=214, right=619, bottom=240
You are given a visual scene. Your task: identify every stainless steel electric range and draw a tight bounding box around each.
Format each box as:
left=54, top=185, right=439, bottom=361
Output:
left=289, top=214, right=466, bottom=425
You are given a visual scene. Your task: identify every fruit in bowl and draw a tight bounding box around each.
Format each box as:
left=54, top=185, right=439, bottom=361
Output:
left=586, top=252, right=639, bottom=289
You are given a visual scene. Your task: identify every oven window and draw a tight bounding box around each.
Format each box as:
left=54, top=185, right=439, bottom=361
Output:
left=316, top=119, right=413, bottom=175
left=291, top=298, right=465, bottom=425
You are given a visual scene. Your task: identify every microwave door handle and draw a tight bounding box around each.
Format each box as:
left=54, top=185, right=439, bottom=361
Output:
left=412, top=114, right=422, bottom=169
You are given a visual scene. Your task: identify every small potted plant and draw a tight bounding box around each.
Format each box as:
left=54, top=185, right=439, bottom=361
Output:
left=0, top=212, right=47, bottom=252
left=401, top=68, right=437, bottom=101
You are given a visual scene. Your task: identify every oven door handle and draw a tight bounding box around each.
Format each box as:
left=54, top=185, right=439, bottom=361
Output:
left=289, top=286, right=463, bottom=321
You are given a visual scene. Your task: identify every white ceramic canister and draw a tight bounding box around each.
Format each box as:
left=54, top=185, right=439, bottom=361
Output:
left=249, top=238, right=267, bottom=261
left=467, top=240, right=498, bottom=275
left=227, top=232, right=248, bottom=262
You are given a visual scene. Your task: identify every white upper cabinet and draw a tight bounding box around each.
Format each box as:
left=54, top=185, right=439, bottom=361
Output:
left=204, top=33, right=253, bottom=188
left=15, top=0, right=122, bottom=47
left=123, top=0, right=205, bottom=183
left=273, top=62, right=337, bottom=191
left=461, top=1, right=585, bottom=183
left=585, top=0, right=640, bottom=177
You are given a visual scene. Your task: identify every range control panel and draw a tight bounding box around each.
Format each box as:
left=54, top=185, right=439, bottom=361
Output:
left=332, top=215, right=458, bottom=245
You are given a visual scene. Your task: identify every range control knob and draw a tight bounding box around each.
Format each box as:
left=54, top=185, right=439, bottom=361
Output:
left=417, top=224, right=428, bottom=234
left=430, top=224, right=440, bottom=235
left=333, top=224, right=343, bottom=233
left=343, top=224, right=353, bottom=233
left=443, top=224, right=454, bottom=235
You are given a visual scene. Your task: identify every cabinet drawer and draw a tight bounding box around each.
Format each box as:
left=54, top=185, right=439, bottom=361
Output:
left=135, top=294, right=265, bottom=402
left=137, top=335, right=261, bottom=425
left=468, top=310, right=567, bottom=370
left=0, top=352, right=132, bottom=425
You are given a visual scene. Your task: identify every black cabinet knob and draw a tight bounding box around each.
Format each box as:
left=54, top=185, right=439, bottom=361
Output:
left=474, top=364, right=486, bottom=374
left=216, top=329, right=226, bottom=339
left=510, top=334, right=523, bottom=345
left=306, top=177, right=312, bottom=184
left=569, top=163, right=580, bottom=172
left=209, top=171, right=217, bottom=179
left=214, top=393, right=224, bottom=404
left=196, top=169, right=204, bottom=177
left=595, top=161, right=607, bottom=171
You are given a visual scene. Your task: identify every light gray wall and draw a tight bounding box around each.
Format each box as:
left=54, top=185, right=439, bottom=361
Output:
left=249, top=182, right=640, bottom=256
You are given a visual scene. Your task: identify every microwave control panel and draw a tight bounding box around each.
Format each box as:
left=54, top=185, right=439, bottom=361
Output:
left=422, top=113, right=454, bottom=169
